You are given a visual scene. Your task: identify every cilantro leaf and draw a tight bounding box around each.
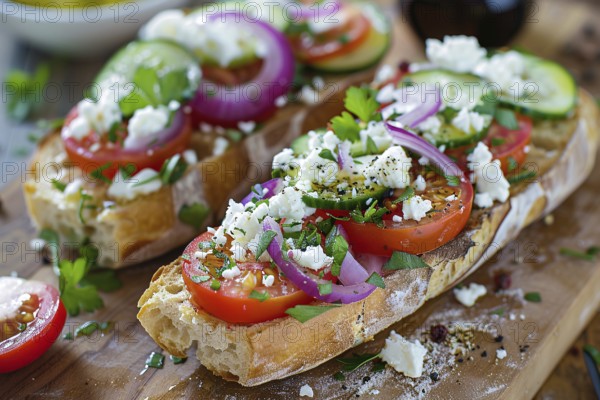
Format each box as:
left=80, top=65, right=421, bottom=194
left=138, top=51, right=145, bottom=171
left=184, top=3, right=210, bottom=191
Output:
left=365, top=272, right=385, bottom=288
left=58, top=257, right=104, bottom=316
left=392, top=187, right=415, bottom=204
left=330, top=111, right=360, bottom=142
left=383, top=251, right=430, bottom=271
left=324, top=228, right=348, bottom=277
left=344, top=86, right=379, bottom=122
left=178, top=203, right=210, bottom=230
left=285, top=304, right=340, bottom=323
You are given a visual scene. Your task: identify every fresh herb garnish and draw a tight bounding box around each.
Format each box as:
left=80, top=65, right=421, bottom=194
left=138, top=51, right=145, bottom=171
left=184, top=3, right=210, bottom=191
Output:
left=324, top=228, right=348, bottom=277
left=80, top=269, right=122, bottom=292
left=344, top=86, right=380, bottom=123
left=366, top=272, right=385, bottom=288
left=255, top=230, right=277, bottom=259
left=350, top=200, right=389, bottom=227
left=4, top=63, right=50, bottom=121
left=159, top=154, right=188, bottom=185
left=318, top=149, right=337, bottom=162
left=383, top=251, right=430, bottom=271
left=90, top=162, right=112, bottom=184
left=285, top=304, right=340, bottom=323
left=58, top=257, right=104, bottom=316
left=366, top=136, right=379, bottom=154
left=445, top=175, right=461, bottom=187
left=77, top=191, right=94, bottom=225
left=210, top=279, right=221, bottom=291
left=316, top=218, right=335, bottom=236
left=337, top=352, right=381, bottom=372
left=333, top=371, right=346, bottom=381
left=490, top=308, right=505, bottom=317
left=392, top=187, right=415, bottom=204
left=559, top=247, right=598, bottom=261
left=51, top=179, right=67, bottom=192
left=494, top=108, right=519, bottom=130
left=191, top=275, right=211, bottom=283
left=63, top=332, right=74, bottom=341
left=330, top=111, right=360, bottom=142
left=524, top=291, right=542, bottom=303
left=491, top=137, right=506, bottom=147
left=318, top=282, right=333, bottom=295
left=508, top=170, right=536, bottom=185
left=178, top=203, right=210, bottom=230
left=146, top=352, right=165, bottom=369
left=170, top=355, right=187, bottom=365
left=249, top=290, right=270, bottom=302
left=75, top=321, right=111, bottom=337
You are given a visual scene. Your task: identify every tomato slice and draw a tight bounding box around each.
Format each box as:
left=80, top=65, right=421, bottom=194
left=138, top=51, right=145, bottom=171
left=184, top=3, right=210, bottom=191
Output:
left=289, top=6, right=371, bottom=63
left=331, top=171, right=474, bottom=256
left=62, top=107, right=193, bottom=180
left=0, top=277, right=66, bottom=373
left=447, top=115, right=532, bottom=174
left=181, top=232, right=312, bottom=324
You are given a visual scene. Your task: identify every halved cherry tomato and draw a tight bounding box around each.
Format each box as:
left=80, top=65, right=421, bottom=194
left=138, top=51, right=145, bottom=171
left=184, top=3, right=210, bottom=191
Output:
left=0, top=277, right=66, bottom=373
left=62, top=107, right=192, bottom=180
left=182, top=232, right=312, bottom=324
left=447, top=115, right=532, bottom=174
left=327, top=170, right=474, bottom=256
left=289, top=6, right=371, bottom=63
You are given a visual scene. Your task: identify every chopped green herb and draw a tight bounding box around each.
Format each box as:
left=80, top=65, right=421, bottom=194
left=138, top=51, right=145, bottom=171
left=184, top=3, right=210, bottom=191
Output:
left=490, top=308, right=505, bottom=317
left=338, top=34, right=350, bottom=44
left=318, top=282, right=333, bottom=295
left=190, top=275, right=210, bottom=283
left=333, top=371, right=346, bottom=381
left=249, top=290, right=270, bottom=302
left=337, top=352, right=381, bottom=372
left=80, top=269, right=122, bottom=292
left=524, top=291, right=542, bottom=303
left=77, top=191, right=94, bottom=225
left=256, top=230, right=277, bottom=259
left=587, top=246, right=600, bottom=256
left=584, top=344, right=600, bottom=367
left=58, top=257, right=104, bottom=316
left=392, top=187, right=415, bottom=204
left=63, top=332, right=74, bottom=341
left=508, top=170, right=536, bottom=185
left=75, top=321, right=100, bottom=337
left=366, top=136, right=379, bottom=154
left=146, top=352, right=165, bottom=369
left=365, top=272, right=385, bottom=288
left=90, top=162, right=112, bottom=184
left=372, top=361, right=387, bottom=372
left=107, top=122, right=119, bottom=143
left=4, top=63, right=50, bottom=121
left=210, top=279, right=221, bottom=291
left=350, top=200, right=389, bottom=227
left=316, top=218, right=335, bottom=236
left=507, top=157, right=518, bottom=172
left=226, top=129, right=244, bottom=142
left=325, top=232, right=348, bottom=277
left=318, top=149, right=337, bottom=162
left=559, top=247, right=596, bottom=261
left=494, top=108, right=519, bottom=130
left=170, top=355, right=187, bottom=365
left=17, top=323, right=27, bottom=332
left=51, top=179, right=67, bottom=192
left=178, top=203, right=210, bottom=230
left=285, top=304, right=341, bottom=323
left=330, top=111, right=360, bottom=142
left=344, top=86, right=380, bottom=123
left=445, top=175, right=461, bottom=187
left=383, top=251, right=430, bottom=271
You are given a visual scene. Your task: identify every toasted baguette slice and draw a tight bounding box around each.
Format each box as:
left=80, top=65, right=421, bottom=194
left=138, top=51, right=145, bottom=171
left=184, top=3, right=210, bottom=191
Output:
left=22, top=71, right=371, bottom=268
left=137, top=91, right=599, bottom=386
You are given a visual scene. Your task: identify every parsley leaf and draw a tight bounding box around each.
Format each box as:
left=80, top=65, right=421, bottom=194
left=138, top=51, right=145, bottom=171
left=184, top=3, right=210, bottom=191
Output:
left=365, top=272, right=385, bottom=288
left=524, top=291, right=542, bottom=302
left=344, top=86, right=379, bottom=122
left=285, top=304, right=340, bottom=323
left=324, top=228, right=348, bottom=277
left=337, top=352, right=381, bottom=372
left=584, top=345, right=600, bottom=367
left=494, top=108, right=519, bottom=130
left=559, top=247, right=596, bottom=261
left=330, top=111, right=360, bottom=142
left=90, top=162, right=112, bottom=184
left=4, top=63, right=50, bottom=121
left=350, top=200, right=389, bottom=227
left=383, top=251, right=430, bottom=271
left=490, top=307, right=505, bottom=316
left=249, top=290, right=270, bottom=302
left=80, top=269, right=122, bottom=292
left=318, top=149, right=337, bottom=162
left=178, top=203, right=210, bottom=230
left=59, top=258, right=104, bottom=316
left=159, top=154, right=188, bottom=185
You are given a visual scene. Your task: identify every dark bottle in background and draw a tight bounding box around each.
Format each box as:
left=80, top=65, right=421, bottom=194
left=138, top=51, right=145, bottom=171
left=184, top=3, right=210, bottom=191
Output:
left=400, top=0, right=532, bottom=47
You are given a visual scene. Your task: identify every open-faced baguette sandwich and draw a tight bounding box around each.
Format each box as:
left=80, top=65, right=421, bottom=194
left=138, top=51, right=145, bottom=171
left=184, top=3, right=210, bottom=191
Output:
left=138, top=35, right=599, bottom=386
left=23, top=1, right=391, bottom=268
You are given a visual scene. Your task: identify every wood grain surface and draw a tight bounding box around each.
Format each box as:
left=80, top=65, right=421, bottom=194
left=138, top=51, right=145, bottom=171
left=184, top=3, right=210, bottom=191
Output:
left=1, top=0, right=600, bottom=399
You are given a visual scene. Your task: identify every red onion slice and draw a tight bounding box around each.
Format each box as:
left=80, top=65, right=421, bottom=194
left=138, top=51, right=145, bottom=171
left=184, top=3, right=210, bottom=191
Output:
left=337, top=141, right=355, bottom=172
left=263, top=217, right=376, bottom=304
left=191, top=12, right=295, bottom=127
left=395, top=89, right=442, bottom=128
left=385, top=121, right=464, bottom=179
left=336, top=226, right=370, bottom=286
left=240, top=178, right=283, bottom=205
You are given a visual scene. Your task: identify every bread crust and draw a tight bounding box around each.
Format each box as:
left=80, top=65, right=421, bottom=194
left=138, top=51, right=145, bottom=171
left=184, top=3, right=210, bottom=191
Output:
left=22, top=70, right=372, bottom=268
left=137, top=91, right=599, bottom=386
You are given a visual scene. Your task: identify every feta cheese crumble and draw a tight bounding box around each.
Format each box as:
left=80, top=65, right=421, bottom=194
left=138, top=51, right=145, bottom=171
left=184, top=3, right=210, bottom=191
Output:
left=402, top=195, right=432, bottom=222
left=413, top=175, right=426, bottom=192
left=64, top=94, right=121, bottom=140
left=299, top=384, right=314, bottom=398
left=289, top=246, right=333, bottom=271
left=123, top=105, right=169, bottom=149
left=213, top=137, right=229, bottom=156
left=363, top=146, right=412, bottom=189
left=425, top=35, right=487, bottom=73
left=454, top=283, right=487, bottom=307
left=262, top=275, right=275, bottom=287
left=359, top=121, right=393, bottom=152
left=222, top=265, right=241, bottom=280
left=452, top=107, right=486, bottom=134
left=108, top=169, right=162, bottom=201
left=380, top=331, right=427, bottom=378
left=496, top=348, right=507, bottom=360
left=272, top=148, right=297, bottom=172
left=300, top=148, right=339, bottom=186
left=467, top=142, right=510, bottom=208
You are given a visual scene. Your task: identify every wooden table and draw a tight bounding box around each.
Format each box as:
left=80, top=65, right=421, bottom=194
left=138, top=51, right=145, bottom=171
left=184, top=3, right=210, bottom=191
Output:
left=1, top=0, right=599, bottom=398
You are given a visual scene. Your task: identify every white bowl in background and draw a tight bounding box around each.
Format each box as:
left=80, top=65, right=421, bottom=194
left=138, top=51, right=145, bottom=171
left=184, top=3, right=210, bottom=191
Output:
left=0, top=0, right=191, bottom=58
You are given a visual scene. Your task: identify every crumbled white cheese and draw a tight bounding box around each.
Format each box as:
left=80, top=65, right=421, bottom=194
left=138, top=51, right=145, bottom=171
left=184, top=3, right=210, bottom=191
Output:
left=380, top=331, right=427, bottom=378
left=272, top=148, right=297, bottom=172
left=418, top=156, right=429, bottom=166
left=376, top=83, right=396, bottom=103
left=445, top=194, right=457, bottom=202
left=496, top=348, right=507, bottom=360
left=360, top=121, right=393, bottom=152
left=262, top=274, right=275, bottom=287
left=402, top=195, right=432, bottom=222
left=275, top=95, right=288, bottom=108
left=413, top=175, right=426, bottom=192
left=213, top=137, right=229, bottom=156
left=139, top=9, right=185, bottom=41
left=29, top=238, right=46, bottom=250
left=474, top=50, right=526, bottom=95
left=222, top=265, right=241, bottom=280
left=392, top=215, right=403, bottom=223
left=269, top=187, right=316, bottom=223
left=238, top=121, right=256, bottom=134
left=454, top=283, right=487, bottom=307
left=124, top=105, right=169, bottom=149
left=182, top=149, right=198, bottom=165
left=452, top=108, right=486, bottom=134
left=467, top=142, right=510, bottom=208
left=63, top=115, right=91, bottom=141
left=108, top=169, right=162, bottom=201
left=417, top=115, right=442, bottom=135
left=363, top=146, right=412, bottom=189
left=374, top=64, right=395, bottom=84
left=290, top=245, right=333, bottom=271
left=300, top=85, right=320, bottom=105
left=63, top=178, right=83, bottom=198
left=426, top=35, right=487, bottom=73
left=64, top=93, right=122, bottom=140
left=300, top=148, right=339, bottom=186
left=299, top=384, right=314, bottom=398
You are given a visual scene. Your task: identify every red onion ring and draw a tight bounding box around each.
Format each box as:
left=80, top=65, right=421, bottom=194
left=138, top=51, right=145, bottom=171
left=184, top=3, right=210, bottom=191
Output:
left=395, top=89, right=442, bottom=128
left=385, top=121, right=464, bottom=179
left=263, top=217, right=376, bottom=304
left=336, top=225, right=370, bottom=286
left=191, top=12, right=295, bottom=127
left=240, top=178, right=284, bottom=205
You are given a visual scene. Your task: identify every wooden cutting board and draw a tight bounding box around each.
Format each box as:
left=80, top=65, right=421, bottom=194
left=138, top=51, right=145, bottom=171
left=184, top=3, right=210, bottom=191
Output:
left=2, top=0, right=600, bottom=399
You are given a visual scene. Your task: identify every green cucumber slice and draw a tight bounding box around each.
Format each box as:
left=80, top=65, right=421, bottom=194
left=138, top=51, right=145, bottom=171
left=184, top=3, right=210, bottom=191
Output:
left=94, top=40, right=200, bottom=116
left=497, top=54, right=577, bottom=119
left=302, top=182, right=390, bottom=211
left=309, top=3, right=391, bottom=73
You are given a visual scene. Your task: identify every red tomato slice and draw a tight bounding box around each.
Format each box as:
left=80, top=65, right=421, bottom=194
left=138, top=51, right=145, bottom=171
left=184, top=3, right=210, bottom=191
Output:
left=0, top=277, right=66, bottom=373
left=181, top=232, right=312, bottom=324
left=289, top=6, right=371, bottom=63
left=331, top=173, right=474, bottom=256
left=447, top=115, right=533, bottom=174
left=62, top=107, right=193, bottom=180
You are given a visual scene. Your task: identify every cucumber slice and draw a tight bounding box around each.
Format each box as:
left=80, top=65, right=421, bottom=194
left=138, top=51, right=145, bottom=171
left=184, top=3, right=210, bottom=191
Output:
left=497, top=54, right=577, bottom=119
left=94, top=40, right=201, bottom=115
left=402, top=69, right=486, bottom=110
left=302, top=181, right=390, bottom=210
left=309, top=3, right=391, bottom=73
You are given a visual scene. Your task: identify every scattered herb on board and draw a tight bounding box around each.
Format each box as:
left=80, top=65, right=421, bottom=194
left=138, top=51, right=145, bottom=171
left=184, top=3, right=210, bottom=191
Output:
left=490, top=308, right=505, bottom=317
left=62, top=332, right=74, bottom=341
left=524, top=292, right=542, bottom=303
left=146, top=352, right=165, bottom=369
left=559, top=246, right=599, bottom=261
left=337, top=353, right=381, bottom=372
left=74, top=321, right=112, bottom=337
left=285, top=304, right=341, bottom=323
left=170, top=355, right=187, bottom=365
